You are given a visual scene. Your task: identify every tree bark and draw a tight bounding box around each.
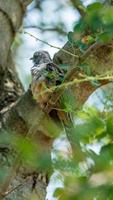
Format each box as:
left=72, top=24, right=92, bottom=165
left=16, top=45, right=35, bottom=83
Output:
left=0, top=1, right=113, bottom=200
left=0, top=1, right=49, bottom=199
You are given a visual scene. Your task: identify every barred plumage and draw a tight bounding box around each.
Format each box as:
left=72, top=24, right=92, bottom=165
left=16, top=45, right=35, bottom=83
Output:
left=30, top=51, right=64, bottom=108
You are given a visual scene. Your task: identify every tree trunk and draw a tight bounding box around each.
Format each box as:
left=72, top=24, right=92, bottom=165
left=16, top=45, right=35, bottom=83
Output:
left=0, top=1, right=113, bottom=200
left=0, top=1, right=48, bottom=199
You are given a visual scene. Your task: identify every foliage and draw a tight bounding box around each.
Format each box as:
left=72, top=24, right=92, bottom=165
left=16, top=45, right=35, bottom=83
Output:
left=2, top=0, right=113, bottom=199
left=53, top=105, right=113, bottom=199
left=68, top=2, right=113, bottom=52
left=52, top=2, right=113, bottom=199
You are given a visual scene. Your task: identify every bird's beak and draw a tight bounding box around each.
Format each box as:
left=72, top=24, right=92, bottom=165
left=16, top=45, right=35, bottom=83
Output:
left=30, top=57, right=33, bottom=60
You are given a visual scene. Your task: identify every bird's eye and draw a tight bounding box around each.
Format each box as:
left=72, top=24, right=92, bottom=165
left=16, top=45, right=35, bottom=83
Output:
left=34, top=53, right=38, bottom=58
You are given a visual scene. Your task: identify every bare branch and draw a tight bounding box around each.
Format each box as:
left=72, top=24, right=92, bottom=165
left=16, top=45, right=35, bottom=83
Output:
left=70, top=0, right=86, bottom=17
left=21, top=31, right=79, bottom=58
left=79, top=41, right=103, bottom=62
left=4, top=184, right=22, bottom=197
left=23, top=25, right=67, bottom=35
left=20, top=0, right=33, bottom=8
left=20, top=31, right=104, bottom=113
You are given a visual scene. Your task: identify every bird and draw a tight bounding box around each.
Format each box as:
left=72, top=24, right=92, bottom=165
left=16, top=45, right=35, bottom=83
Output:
left=30, top=51, right=64, bottom=109
left=30, top=51, right=75, bottom=152
left=30, top=51, right=74, bottom=126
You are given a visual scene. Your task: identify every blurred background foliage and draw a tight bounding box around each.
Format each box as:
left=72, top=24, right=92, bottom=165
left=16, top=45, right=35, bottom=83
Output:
left=12, top=0, right=80, bottom=89
left=2, top=0, right=113, bottom=199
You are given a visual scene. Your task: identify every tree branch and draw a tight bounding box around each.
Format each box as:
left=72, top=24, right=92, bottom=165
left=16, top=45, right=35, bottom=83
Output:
left=70, top=0, right=86, bottom=17
left=20, top=0, right=33, bottom=9
left=44, top=41, right=104, bottom=113
left=23, top=25, right=67, bottom=35
left=0, top=89, right=60, bottom=197
left=21, top=31, right=79, bottom=58
left=0, top=36, right=111, bottom=196
left=79, top=41, right=103, bottom=62
left=103, top=0, right=113, bottom=5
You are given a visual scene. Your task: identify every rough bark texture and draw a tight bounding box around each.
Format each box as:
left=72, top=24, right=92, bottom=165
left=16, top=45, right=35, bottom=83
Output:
left=0, top=1, right=49, bottom=199
left=0, top=1, right=113, bottom=200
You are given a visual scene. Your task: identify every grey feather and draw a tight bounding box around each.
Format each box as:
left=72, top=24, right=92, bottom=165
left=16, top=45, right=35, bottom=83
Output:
left=31, top=51, right=64, bottom=84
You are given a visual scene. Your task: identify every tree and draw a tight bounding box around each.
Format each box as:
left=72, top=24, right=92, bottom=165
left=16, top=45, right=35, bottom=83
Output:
left=1, top=0, right=113, bottom=199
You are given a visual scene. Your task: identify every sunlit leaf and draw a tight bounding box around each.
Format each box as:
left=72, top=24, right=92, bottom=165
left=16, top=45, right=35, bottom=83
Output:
left=87, top=2, right=103, bottom=13
left=97, top=32, right=112, bottom=43
left=54, top=188, right=64, bottom=198
left=106, top=114, right=113, bottom=135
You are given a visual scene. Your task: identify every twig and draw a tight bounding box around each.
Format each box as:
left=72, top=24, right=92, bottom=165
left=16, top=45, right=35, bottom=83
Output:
left=0, top=156, right=21, bottom=200
left=0, top=35, right=108, bottom=195
left=2, top=184, right=22, bottom=198
left=80, top=41, right=102, bottom=62
left=18, top=31, right=104, bottom=113
left=20, top=31, right=79, bottom=58
left=43, top=73, right=112, bottom=112
left=23, top=25, right=67, bottom=35
left=38, top=74, right=113, bottom=96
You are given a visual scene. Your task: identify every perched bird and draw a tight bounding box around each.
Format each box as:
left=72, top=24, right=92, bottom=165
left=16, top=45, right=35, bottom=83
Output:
left=30, top=51, right=64, bottom=108
left=30, top=50, right=75, bottom=140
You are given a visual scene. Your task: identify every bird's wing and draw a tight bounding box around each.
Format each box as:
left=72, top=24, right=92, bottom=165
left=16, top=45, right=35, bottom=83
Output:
left=46, top=63, right=64, bottom=84
left=31, top=64, right=47, bottom=81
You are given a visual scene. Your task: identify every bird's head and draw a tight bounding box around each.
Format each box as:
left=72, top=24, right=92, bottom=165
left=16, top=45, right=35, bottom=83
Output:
left=30, top=51, right=52, bottom=65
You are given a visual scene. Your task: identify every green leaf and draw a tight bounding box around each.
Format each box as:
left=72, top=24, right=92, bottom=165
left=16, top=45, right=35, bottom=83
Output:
left=59, top=64, right=69, bottom=72
left=87, top=2, right=103, bottom=13
left=14, top=137, right=39, bottom=167
left=54, top=188, right=64, bottom=198
left=100, top=144, right=113, bottom=163
left=75, top=40, right=89, bottom=52
left=101, top=7, right=113, bottom=25
left=90, top=80, right=101, bottom=87
left=74, top=19, right=86, bottom=33
left=60, top=89, right=76, bottom=112
left=106, top=114, right=113, bottom=135
left=97, top=31, right=113, bottom=43
left=85, top=35, right=95, bottom=44
left=74, top=107, right=105, bottom=142
left=79, top=63, right=92, bottom=76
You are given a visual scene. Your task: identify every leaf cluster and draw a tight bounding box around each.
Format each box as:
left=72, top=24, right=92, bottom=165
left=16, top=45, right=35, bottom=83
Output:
left=68, top=2, right=113, bottom=52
